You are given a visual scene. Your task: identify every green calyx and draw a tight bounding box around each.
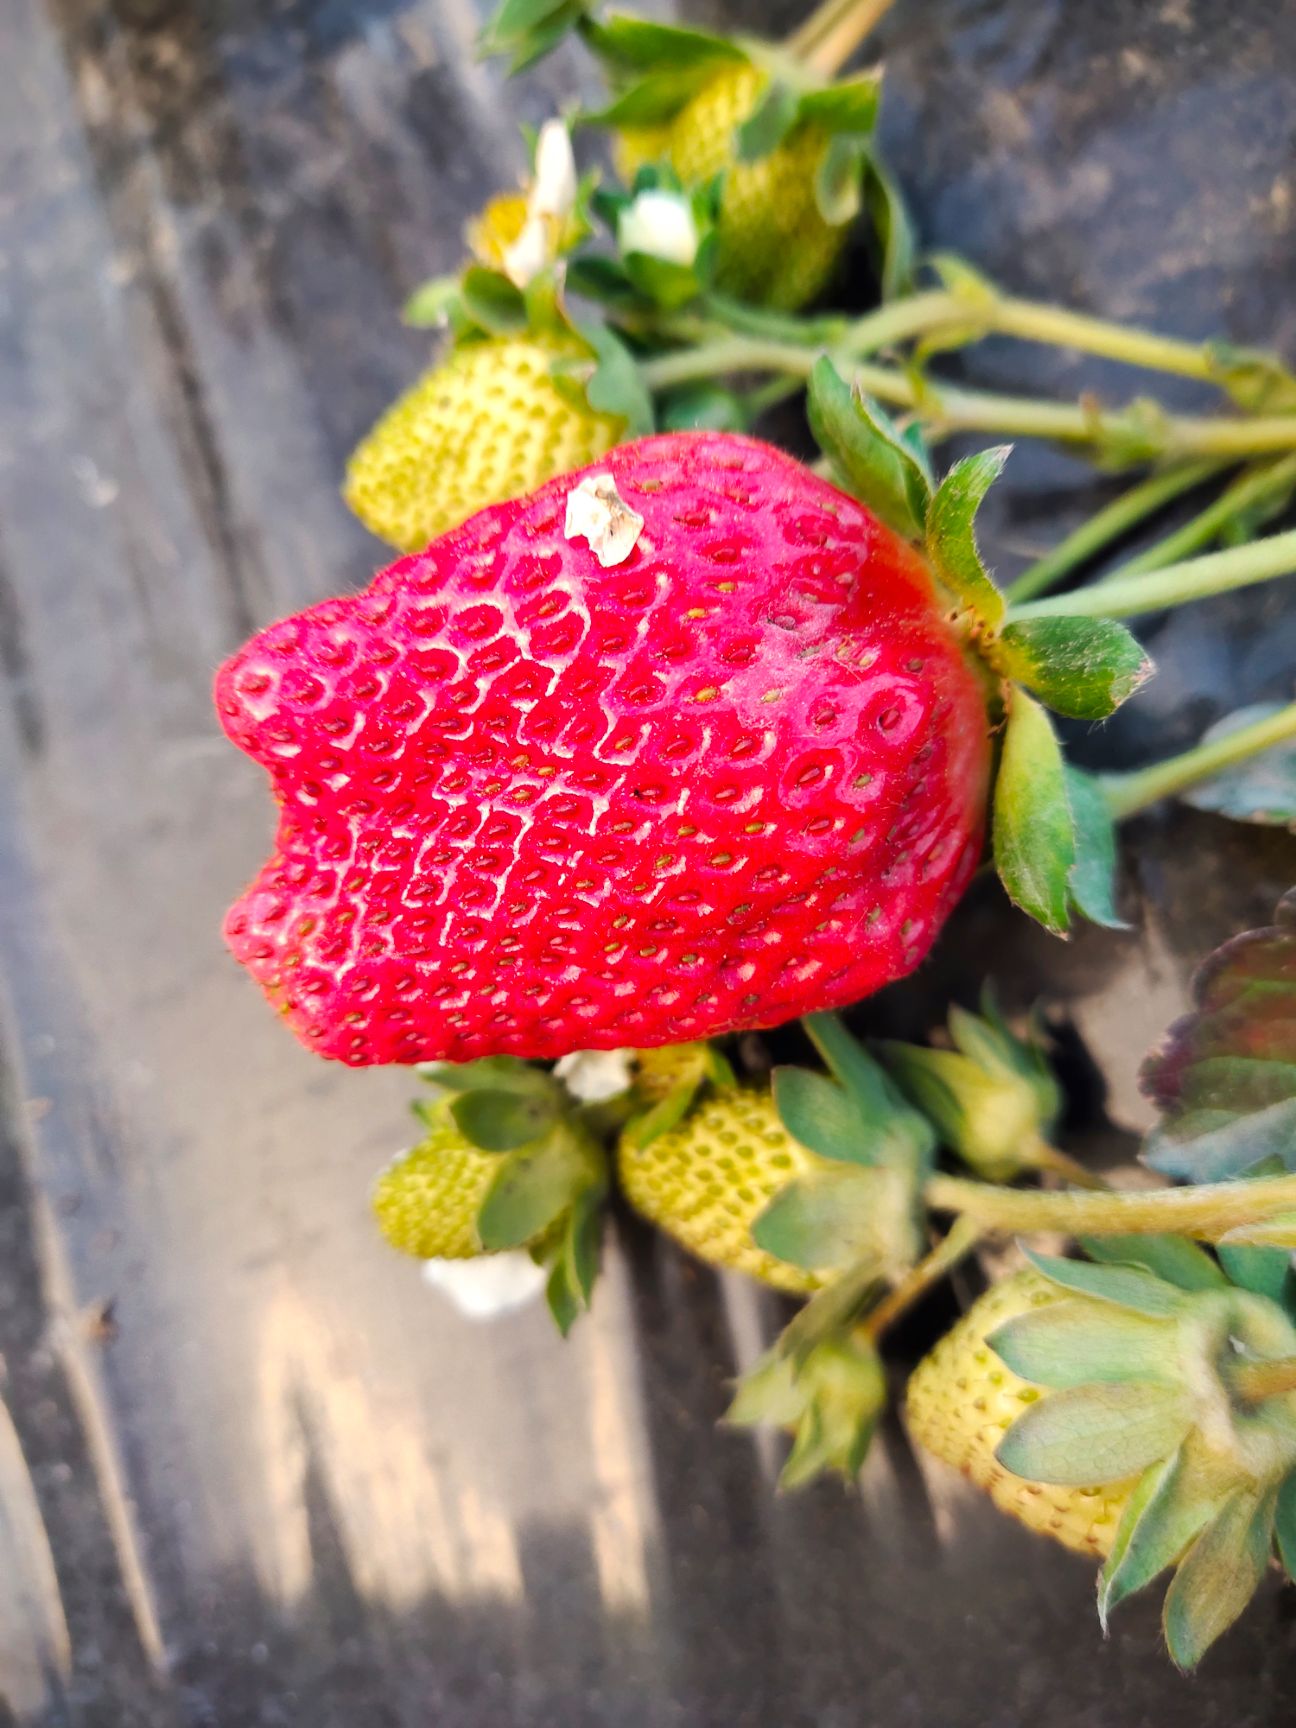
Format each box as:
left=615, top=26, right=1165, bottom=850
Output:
left=411, top=1057, right=610, bottom=1334
left=989, top=1246, right=1296, bottom=1666
left=878, top=992, right=1062, bottom=1182
left=753, top=1013, right=935, bottom=1282
left=621, top=1038, right=737, bottom=1149
left=806, top=358, right=1152, bottom=940
left=727, top=1327, right=886, bottom=1489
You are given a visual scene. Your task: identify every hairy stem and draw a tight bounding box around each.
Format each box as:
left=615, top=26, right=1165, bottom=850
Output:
left=789, top=0, right=898, bottom=75
left=1004, top=463, right=1221, bottom=605
left=863, top=1216, right=982, bottom=1340
left=1097, top=454, right=1296, bottom=583
left=640, top=339, right=1296, bottom=461
left=1229, top=1357, right=1296, bottom=1403
left=1007, top=528, right=1296, bottom=620
left=924, top=1171, right=1296, bottom=1241
left=1101, top=700, right=1296, bottom=819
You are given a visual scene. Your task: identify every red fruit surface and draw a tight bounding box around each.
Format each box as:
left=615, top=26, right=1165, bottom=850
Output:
left=216, top=432, right=990, bottom=1066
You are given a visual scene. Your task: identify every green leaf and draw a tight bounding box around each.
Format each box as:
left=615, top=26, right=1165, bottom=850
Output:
left=998, top=617, right=1153, bottom=720
left=459, top=267, right=528, bottom=335
left=813, top=135, right=866, bottom=227
left=1276, top=1471, right=1296, bottom=1582
left=1162, top=1488, right=1276, bottom=1670
left=1024, top=1249, right=1187, bottom=1318
left=735, top=80, right=800, bottom=163
left=477, top=1140, right=583, bottom=1251
left=582, top=15, right=745, bottom=73
left=996, top=1382, right=1192, bottom=1486
left=1099, top=1445, right=1220, bottom=1624
left=450, top=1089, right=557, bottom=1153
left=566, top=320, right=652, bottom=435
left=751, top=1167, right=901, bottom=1274
left=860, top=146, right=915, bottom=300
left=1142, top=889, right=1296, bottom=1182
left=989, top=1300, right=1177, bottom=1389
left=773, top=1067, right=871, bottom=1165
left=993, top=692, right=1076, bottom=935
left=1080, top=1234, right=1228, bottom=1293
left=925, top=448, right=1009, bottom=628
left=1180, top=703, right=1296, bottom=830
left=1064, top=767, right=1126, bottom=929
left=798, top=74, right=880, bottom=138
left=1217, top=1243, right=1293, bottom=1305
left=806, top=358, right=932, bottom=541
left=402, top=274, right=461, bottom=328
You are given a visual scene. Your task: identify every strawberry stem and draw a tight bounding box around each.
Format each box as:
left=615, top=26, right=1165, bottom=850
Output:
left=1094, top=453, right=1296, bottom=584
left=1004, top=462, right=1223, bottom=604
left=925, top=1170, right=1296, bottom=1242
left=1006, top=527, right=1296, bottom=621
left=1101, top=699, right=1296, bottom=820
left=786, top=0, right=897, bottom=77
left=1027, top=1142, right=1109, bottom=1191
left=862, top=1216, right=982, bottom=1341
left=1229, top=1357, right=1296, bottom=1403
left=640, top=341, right=1296, bottom=463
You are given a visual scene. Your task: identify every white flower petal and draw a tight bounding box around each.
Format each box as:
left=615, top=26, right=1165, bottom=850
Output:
left=422, top=1252, right=548, bottom=1320
left=530, top=120, right=578, bottom=220
left=555, top=1048, right=634, bottom=1103
left=501, top=214, right=551, bottom=289
left=618, top=190, right=699, bottom=268
left=564, top=474, right=645, bottom=568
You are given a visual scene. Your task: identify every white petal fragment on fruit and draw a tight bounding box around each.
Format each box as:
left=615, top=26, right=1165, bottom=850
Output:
left=563, top=472, right=646, bottom=567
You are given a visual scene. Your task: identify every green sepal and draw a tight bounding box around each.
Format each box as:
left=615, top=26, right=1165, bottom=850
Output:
left=1080, top=1233, right=1227, bottom=1294
left=860, top=145, right=915, bottom=301
left=752, top=1165, right=914, bottom=1277
left=728, top=1331, right=886, bottom=1490
left=1064, top=767, right=1126, bottom=929
left=925, top=447, right=1009, bottom=629
left=1162, top=1487, right=1277, bottom=1671
left=584, top=64, right=724, bottom=130
left=773, top=1066, right=874, bottom=1166
left=993, top=692, right=1076, bottom=935
left=988, top=1300, right=1177, bottom=1389
left=581, top=14, right=746, bottom=75
left=537, top=1185, right=604, bottom=1336
left=458, top=266, right=529, bottom=335
left=806, top=358, right=933, bottom=542
left=798, top=74, right=881, bottom=139
left=995, top=1381, right=1193, bottom=1486
left=621, top=1041, right=731, bottom=1151
left=403, top=273, right=462, bottom=328
left=1179, top=702, right=1296, bottom=830
left=997, top=617, right=1154, bottom=720
left=562, top=319, right=654, bottom=434
left=802, top=1011, right=937, bottom=1175
left=1216, top=1243, right=1294, bottom=1308
left=1275, top=1470, right=1296, bottom=1581
left=420, top=1056, right=557, bottom=1098
left=620, top=248, right=707, bottom=313
left=735, top=79, right=800, bottom=162
left=450, top=1087, right=559, bottom=1153
left=1024, top=1248, right=1187, bottom=1318
left=477, top=1133, right=591, bottom=1251
left=565, top=252, right=650, bottom=313
left=813, top=135, right=867, bottom=227
left=479, top=0, right=589, bottom=71
left=1098, top=1445, right=1219, bottom=1626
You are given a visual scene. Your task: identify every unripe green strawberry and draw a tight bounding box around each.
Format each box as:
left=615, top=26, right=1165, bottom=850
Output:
left=617, top=1090, right=823, bottom=1295
left=373, top=1118, right=504, bottom=1259
left=905, top=1271, right=1135, bottom=1558
left=344, top=333, right=624, bottom=553
left=617, top=63, right=845, bottom=311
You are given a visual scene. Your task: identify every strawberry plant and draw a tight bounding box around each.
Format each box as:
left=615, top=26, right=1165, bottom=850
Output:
left=214, top=0, right=1296, bottom=1675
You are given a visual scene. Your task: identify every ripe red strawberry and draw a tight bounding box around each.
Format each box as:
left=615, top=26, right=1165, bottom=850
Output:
left=216, top=432, right=991, bottom=1066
